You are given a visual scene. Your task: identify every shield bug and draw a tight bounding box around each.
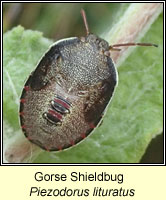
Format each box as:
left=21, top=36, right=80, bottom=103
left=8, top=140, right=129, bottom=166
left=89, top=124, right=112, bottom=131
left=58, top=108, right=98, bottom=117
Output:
left=19, top=9, right=157, bottom=151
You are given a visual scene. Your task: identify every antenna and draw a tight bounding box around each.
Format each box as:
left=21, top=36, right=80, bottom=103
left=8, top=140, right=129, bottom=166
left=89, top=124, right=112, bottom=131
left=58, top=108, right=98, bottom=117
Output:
left=109, top=42, right=158, bottom=51
left=81, top=9, right=90, bottom=36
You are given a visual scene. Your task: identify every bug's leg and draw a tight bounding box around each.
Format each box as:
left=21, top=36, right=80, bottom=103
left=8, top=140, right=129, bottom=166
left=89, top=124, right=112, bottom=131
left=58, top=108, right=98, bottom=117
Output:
left=100, top=47, right=120, bottom=57
left=109, top=46, right=121, bottom=51
left=110, top=42, right=158, bottom=49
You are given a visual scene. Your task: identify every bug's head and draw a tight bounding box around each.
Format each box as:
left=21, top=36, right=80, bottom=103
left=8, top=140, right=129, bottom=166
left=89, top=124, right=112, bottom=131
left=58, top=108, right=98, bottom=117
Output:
left=85, top=34, right=109, bottom=51
left=80, top=9, right=109, bottom=52
left=80, top=9, right=158, bottom=53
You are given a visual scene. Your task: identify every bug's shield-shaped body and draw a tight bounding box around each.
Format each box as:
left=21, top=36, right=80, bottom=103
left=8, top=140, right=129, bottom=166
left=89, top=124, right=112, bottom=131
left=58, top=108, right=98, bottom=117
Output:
left=19, top=34, right=117, bottom=151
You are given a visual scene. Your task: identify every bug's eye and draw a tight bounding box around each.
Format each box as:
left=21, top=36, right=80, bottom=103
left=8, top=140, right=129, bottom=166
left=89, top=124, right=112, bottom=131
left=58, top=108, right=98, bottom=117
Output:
left=98, top=40, right=109, bottom=51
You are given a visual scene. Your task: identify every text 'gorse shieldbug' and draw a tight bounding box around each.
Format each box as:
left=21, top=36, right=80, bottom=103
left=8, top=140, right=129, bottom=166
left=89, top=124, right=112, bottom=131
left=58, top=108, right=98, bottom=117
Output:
left=19, top=9, right=157, bottom=151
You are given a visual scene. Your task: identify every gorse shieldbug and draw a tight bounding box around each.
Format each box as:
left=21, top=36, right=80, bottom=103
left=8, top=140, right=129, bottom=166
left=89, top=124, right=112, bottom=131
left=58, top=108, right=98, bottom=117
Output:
left=19, top=9, right=157, bottom=151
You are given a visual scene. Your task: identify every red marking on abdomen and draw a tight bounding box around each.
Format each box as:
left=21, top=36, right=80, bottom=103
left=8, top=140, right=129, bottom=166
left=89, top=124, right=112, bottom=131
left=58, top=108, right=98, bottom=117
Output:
left=70, top=140, right=75, bottom=146
left=27, top=135, right=32, bottom=140
left=81, top=133, right=86, bottom=139
left=48, top=109, right=62, bottom=120
left=21, top=125, right=26, bottom=129
left=24, top=86, right=30, bottom=91
left=54, top=98, right=70, bottom=110
left=45, top=147, right=50, bottom=152
left=20, top=99, right=26, bottom=103
left=19, top=112, right=24, bottom=116
left=58, top=146, right=62, bottom=151
left=89, top=123, right=95, bottom=129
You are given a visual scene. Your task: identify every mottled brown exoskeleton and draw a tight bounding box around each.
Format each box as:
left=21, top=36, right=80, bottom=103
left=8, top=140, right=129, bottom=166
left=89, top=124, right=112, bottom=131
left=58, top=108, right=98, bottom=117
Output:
left=19, top=9, right=157, bottom=151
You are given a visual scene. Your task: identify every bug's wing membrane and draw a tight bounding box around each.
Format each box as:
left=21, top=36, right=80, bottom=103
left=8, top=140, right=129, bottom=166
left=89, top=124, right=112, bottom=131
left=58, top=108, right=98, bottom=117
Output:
left=30, top=46, right=61, bottom=90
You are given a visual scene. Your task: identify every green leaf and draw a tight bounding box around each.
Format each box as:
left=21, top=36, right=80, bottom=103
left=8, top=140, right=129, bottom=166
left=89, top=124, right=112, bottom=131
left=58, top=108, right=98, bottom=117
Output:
left=3, top=11, right=163, bottom=163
